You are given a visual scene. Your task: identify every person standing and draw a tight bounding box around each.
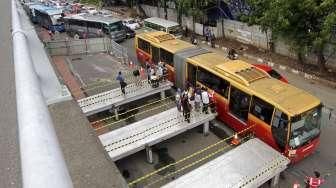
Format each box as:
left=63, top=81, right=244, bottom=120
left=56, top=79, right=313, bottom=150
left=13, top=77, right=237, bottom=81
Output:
left=116, top=71, right=126, bottom=95
left=201, top=88, right=210, bottom=114
left=175, top=88, right=182, bottom=112
left=194, top=89, right=202, bottom=112
left=181, top=93, right=191, bottom=123
left=157, top=65, right=163, bottom=82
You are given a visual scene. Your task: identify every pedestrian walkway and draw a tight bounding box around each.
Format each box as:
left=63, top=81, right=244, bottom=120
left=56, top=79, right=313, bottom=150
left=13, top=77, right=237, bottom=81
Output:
left=99, top=107, right=217, bottom=161
left=77, top=80, right=173, bottom=116
left=52, top=56, right=86, bottom=100
left=162, top=138, right=290, bottom=188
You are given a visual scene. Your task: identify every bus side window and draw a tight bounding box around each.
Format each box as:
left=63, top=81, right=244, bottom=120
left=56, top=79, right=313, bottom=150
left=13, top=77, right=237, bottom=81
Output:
left=138, top=38, right=151, bottom=54
left=271, top=109, right=289, bottom=150
left=102, top=24, right=109, bottom=34
left=197, top=67, right=229, bottom=98
left=160, top=48, right=174, bottom=67
left=250, top=96, right=274, bottom=124
left=229, top=86, right=251, bottom=122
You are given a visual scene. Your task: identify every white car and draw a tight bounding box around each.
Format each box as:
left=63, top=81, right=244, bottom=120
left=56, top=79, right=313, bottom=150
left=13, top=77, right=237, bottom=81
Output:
left=122, top=18, right=140, bottom=30
left=84, top=6, right=98, bottom=14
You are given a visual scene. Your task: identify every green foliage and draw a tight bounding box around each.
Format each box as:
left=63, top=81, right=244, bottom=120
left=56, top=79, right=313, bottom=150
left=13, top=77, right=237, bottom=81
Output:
left=80, top=0, right=101, bottom=7
left=245, top=0, right=336, bottom=69
left=172, top=0, right=215, bottom=29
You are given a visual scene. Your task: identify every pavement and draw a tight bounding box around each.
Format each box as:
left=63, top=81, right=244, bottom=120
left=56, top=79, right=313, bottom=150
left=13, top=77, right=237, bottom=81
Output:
left=51, top=56, right=86, bottom=100
left=48, top=100, right=128, bottom=188
left=0, top=0, right=21, bottom=188
left=197, top=40, right=336, bottom=188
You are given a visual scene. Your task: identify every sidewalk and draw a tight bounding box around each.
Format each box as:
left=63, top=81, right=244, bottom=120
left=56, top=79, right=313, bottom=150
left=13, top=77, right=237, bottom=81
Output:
left=51, top=56, right=86, bottom=100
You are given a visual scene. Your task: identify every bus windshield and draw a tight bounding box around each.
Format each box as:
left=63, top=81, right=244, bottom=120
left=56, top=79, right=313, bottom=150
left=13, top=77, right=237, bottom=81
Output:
left=168, top=25, right=183, bottom=36
left=109, top=21, right=123, bottom=32
left=289, top=105, right=322, bottom=149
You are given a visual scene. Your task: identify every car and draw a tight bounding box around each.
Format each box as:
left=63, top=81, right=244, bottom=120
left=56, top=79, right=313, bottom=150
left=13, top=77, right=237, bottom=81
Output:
left=83, top=6, right=98, bottom=14
left=123, top=25, right=135, bottom=39
left=253, top=64, right=288, bottom=83
left=122, top=18, right=140, bottom=30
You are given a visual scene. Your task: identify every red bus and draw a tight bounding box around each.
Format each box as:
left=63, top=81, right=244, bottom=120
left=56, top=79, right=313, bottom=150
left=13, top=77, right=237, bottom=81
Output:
left=135, top=31, right=322, bottom=163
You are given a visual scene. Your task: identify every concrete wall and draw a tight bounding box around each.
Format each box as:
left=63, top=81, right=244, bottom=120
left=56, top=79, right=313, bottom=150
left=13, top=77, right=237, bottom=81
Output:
left=45, top=38, right=111, bottom=56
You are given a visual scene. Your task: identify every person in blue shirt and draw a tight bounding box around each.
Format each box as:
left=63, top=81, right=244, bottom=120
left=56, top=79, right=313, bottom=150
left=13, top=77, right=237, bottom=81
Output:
left=116, top=71, right=126, bottom=95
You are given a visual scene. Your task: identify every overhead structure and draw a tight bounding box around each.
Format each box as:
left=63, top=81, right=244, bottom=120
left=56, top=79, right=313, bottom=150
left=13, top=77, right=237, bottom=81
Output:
left=77, top=80, right=173, bottom=116
left=11, top=0, right=73, bottom=187
left=99, top=108, right=217, bottom=162
left=162, top=138, right=290, bottom=188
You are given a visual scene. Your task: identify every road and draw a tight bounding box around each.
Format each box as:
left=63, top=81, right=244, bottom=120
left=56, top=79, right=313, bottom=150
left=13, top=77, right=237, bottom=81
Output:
left=121, top=34, right=336, bottom=187
left=0, top=0, right=21, bottom=188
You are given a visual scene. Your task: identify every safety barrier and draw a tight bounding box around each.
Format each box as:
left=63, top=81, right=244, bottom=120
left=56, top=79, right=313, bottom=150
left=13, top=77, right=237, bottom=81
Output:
left=104, top=111, right=204, bottom=152
left=128, top=126, right=254, bottom=187
left=94, top=98, right=175, bottom=131
left=11, top=0, right=73, bottom=187
left=92, top=95, right=175, bottom=125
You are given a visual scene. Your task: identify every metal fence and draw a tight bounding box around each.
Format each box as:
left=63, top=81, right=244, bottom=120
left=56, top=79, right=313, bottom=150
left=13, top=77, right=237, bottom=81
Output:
left=45, top=38, right=129, bottom=63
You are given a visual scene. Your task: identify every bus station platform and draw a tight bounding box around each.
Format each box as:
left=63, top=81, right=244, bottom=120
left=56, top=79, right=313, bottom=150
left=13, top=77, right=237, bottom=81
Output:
left=99, top=107, right=217, bottom=162
left=77, top=80, right=173, bottom=116
left=162, top=138, right=290, bottom=188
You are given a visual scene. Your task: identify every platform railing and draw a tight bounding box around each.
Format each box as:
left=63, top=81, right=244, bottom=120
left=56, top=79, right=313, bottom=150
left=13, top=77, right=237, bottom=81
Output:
left=11, top=0, right=73, bottom=187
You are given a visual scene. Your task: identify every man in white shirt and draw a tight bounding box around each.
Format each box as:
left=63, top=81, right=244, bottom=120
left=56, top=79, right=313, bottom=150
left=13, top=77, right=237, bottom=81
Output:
left=201, top=87, right=210, bottom=114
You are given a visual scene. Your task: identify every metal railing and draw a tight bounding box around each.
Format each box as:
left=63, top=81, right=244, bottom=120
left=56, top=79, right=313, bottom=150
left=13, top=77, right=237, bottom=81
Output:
left=11, top=0, right=73, bottom=188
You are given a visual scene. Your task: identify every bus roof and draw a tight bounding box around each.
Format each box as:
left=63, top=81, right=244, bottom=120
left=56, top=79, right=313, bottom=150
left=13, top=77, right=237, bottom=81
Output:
left=144, top=17, right=180, bottom=28
left=64, top=13, right=121, bottom=24
left=137, top=31, right=194, bottom=53
left=32, top=4, right=63, bottom=15
left=189, top=53, right=320, bottom=116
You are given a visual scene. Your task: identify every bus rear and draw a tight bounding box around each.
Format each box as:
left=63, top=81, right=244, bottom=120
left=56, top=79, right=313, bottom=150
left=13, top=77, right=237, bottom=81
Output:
left=144, top=17, right=183, bottom=38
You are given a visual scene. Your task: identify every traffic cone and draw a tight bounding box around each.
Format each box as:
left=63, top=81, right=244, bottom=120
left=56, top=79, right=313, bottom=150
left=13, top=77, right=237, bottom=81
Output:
left=231, top=133, right=241, bottom=146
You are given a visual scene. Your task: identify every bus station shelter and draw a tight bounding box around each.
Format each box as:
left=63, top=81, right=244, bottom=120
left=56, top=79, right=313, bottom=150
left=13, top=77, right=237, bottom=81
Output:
left=163, top=138, right=290, bottom=188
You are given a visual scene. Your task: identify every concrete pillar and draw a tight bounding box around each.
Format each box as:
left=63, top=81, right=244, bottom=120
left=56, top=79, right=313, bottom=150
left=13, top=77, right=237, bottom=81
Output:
left=160, top=90, right=165, bottom=100
left=114, top=108, right=119, bottom=120
left=271, top=173, right=280, bottom=187
left=203, top=121, right=209, bottom=136
left=145, top=145, right=153, bottom=164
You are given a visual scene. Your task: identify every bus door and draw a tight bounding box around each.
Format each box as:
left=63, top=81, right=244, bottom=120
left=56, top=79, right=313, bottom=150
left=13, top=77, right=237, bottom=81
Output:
left=227, top=86, right=251, bottom=131
left=151, top=46, right=160, bottom=65
left=187, top=63, right=197, bottom=86
left=248, top=96, right=279, bottom=149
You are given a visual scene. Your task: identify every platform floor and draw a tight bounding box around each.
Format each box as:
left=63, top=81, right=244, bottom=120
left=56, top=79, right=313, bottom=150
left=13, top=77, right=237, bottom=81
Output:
left=99, top=108, right=217, bottom=161
left=78, top=80, right=173, bottom=116
left=162, top=138, right=290, bottom=188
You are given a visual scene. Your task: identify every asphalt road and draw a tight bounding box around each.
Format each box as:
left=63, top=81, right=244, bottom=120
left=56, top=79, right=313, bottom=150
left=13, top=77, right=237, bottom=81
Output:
left=121, top=34, right=336, bottom=187
left=0, top=0, right=21, bottom=188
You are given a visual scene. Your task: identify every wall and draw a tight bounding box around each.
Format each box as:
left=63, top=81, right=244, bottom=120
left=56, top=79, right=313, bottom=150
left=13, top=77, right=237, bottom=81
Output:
left=140, top=4, right=336, bottom=67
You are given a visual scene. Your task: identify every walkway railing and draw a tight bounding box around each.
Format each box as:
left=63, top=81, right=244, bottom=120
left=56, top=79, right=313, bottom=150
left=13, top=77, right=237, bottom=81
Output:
left=11, top=0, right=73, bottom=188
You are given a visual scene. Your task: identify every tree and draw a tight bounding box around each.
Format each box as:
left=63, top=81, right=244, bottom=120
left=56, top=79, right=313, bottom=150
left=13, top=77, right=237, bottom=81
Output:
left=179, top=0, right=213, bottom=31
left=243, top=0, right=336, bottom=71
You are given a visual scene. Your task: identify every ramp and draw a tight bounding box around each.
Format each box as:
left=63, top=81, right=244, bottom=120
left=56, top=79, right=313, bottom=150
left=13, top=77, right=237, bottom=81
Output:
left=99, top=108, right=217, bottom=161
left=162, top=138, right=290, bottom=188
left=77, top=80, right=173, bottom=116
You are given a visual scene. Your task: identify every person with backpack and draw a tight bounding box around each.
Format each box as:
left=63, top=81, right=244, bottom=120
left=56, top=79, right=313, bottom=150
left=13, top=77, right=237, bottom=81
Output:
left=116, top=71, right=127, bottom=95
left=181, top=93, right=191, bottom=123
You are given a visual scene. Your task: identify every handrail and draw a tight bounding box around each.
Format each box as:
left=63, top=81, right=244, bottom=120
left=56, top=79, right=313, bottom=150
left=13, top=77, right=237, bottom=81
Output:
left=11, top=0, right=73, bottom=188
